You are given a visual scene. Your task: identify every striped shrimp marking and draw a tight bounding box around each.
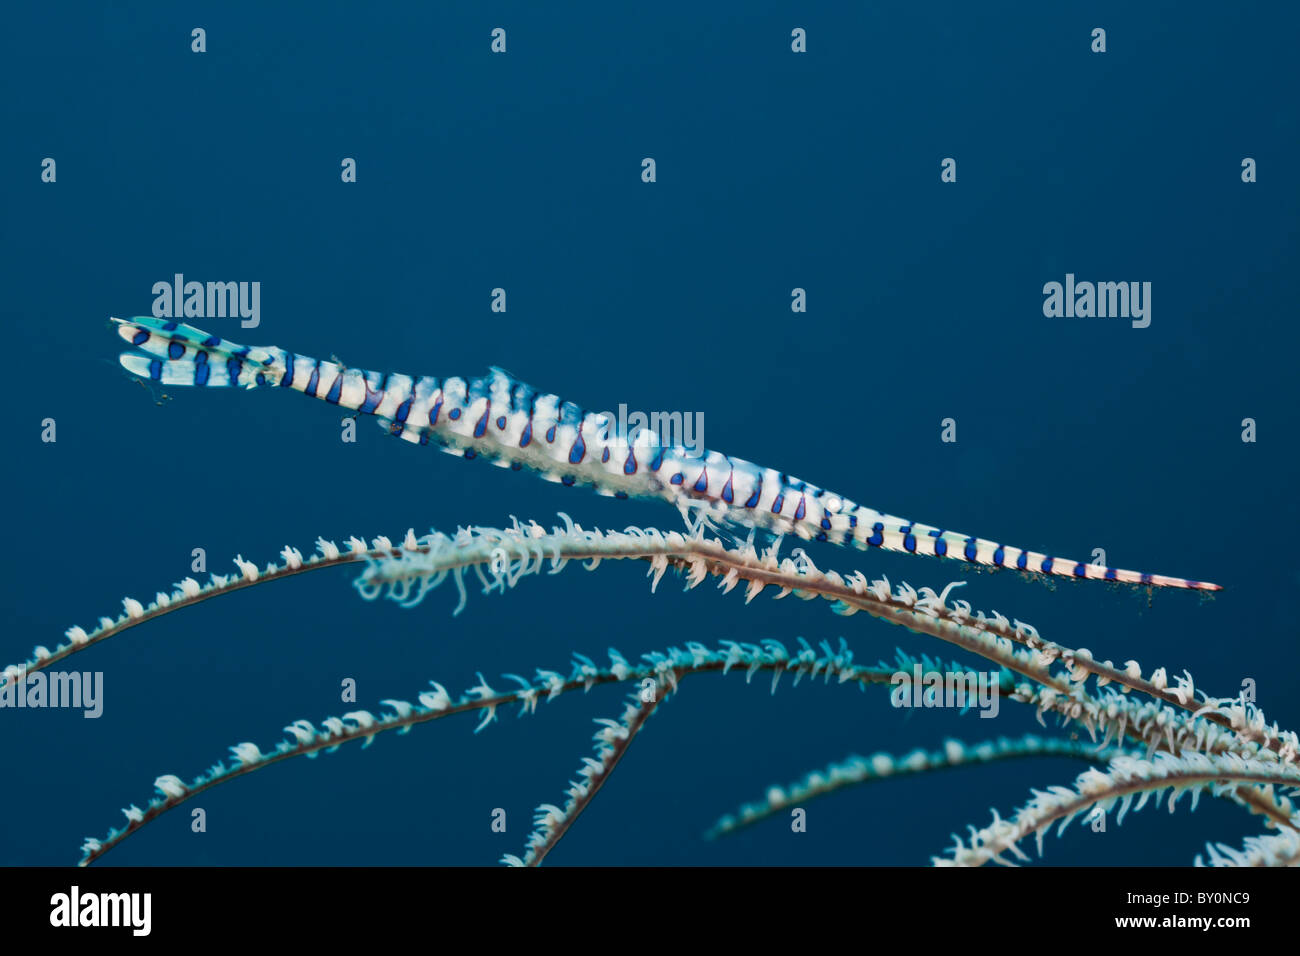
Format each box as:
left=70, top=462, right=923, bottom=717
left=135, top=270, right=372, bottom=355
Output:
left=112, top=316, right=1221, bottom=592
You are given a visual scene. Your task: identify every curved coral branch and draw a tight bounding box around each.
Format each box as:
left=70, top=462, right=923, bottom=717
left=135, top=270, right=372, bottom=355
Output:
left=21, top=516, right=1287, bottom=768
left=2, top=532, right=417, bottom=688
left=706, top=735, right=1124, bottom=840
left=41, top=516, right=1295, bottom=866
left=1197, top=826, right=1300, bottom=866
left=361, top=519, right=1298, bottom=764
left=78, top=638, right=915, bottom=865
left=936, top=752, right=1300, bottom=867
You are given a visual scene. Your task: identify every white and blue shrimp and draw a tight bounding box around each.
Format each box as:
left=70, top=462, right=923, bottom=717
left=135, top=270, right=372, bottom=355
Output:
left=113, top=316, right=1221, bottom=592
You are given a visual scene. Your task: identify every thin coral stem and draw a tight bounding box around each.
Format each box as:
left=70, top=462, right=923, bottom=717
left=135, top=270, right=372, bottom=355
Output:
left=2, top=535, right=411, bottom=687
left=33, top=517, right=1294, bottom=866
left=707, top=735, right=1125, bottom=840
left=1226, top=785, right=1300, bottom=833
left=1198, top=825, right=1300, bottom=866
left=361, top=519, right=1279, bottom=755
left=517, top=694, right=661, bottom=866
left=938, top=753, right=1300, bottom=866
left=78, top=639, right=904, bottom=865
left=78, top=633, right=1286, bottom=866
left=21, top=516, right=1276, bottom=765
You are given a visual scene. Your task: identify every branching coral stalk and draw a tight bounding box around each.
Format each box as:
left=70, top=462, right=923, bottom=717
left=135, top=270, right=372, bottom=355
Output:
left=358, top=515, right=1300, bottom=764
left=359, top=519, right=1297, bottom=767
left=78, top=629, right=1290, bottom=865
left=22, top=515, right=1290, bottom=769
left=37, top=514, right=1252, bottom=780
left=79, top=638, right=927, bottom=865
left=39, top=515, right=1295, bottom=866
left=1006, top=682, right=1299, bottom=835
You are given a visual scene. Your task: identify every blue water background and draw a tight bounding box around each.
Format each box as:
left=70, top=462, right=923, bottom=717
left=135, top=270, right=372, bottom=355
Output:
left=2, top=2, right=1296, bottom=865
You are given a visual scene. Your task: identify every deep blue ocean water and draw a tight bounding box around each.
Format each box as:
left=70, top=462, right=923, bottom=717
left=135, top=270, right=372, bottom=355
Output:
left=2, top=3, right=1296, bottom=866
